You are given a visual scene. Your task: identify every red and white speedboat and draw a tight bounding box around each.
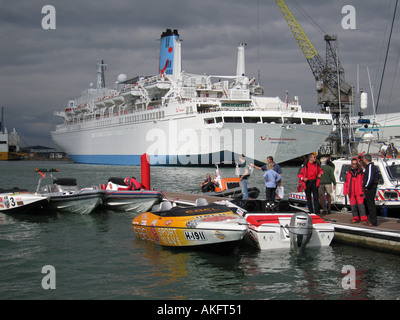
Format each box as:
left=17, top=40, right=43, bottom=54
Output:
left=101, top=177, right=163, bottom=213
left=229, top=200, right=334, bottom=250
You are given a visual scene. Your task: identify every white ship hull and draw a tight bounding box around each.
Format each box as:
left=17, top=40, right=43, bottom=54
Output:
left=52, top=109, right=332, bottom=165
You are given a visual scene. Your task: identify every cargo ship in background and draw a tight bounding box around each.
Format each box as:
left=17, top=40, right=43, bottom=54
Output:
left=0, top=107, right=22, bottom=161
left=51, top=29, right=333, bottom=166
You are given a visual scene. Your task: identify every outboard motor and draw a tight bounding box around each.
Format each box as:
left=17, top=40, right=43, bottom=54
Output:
left=289, top=212, right=313, bottom=250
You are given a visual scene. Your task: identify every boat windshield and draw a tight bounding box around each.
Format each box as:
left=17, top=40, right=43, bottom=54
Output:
left=387, top=162, right=400, bottom=180
left=156, top=204, right=231, bottom=217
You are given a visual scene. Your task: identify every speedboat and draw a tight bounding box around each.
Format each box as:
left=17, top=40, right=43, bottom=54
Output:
left=289, top=156, right=400, bottom=214
left=132, top=198, right=248, bottom=252
left=101, top=177, right=163, bottom=212
left=201, top=176, right=260, bottom=199
left=198, top=163, right=260, bottom=199
left=36, top=169, right=105, bottom=214
left=0, top=188, right=49, bottom=214
left=229, top=199, right=335, bottom=250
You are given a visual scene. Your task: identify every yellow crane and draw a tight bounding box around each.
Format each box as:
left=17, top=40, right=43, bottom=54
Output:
left=275, top=0, right=353, bottom=112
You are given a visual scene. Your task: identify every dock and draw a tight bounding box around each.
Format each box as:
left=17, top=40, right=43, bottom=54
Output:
left=320, top=211, right=400, bottom=255
left=159, top=191, right=400, bottom=255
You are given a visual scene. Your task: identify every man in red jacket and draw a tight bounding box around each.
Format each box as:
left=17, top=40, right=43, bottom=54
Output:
left=343, top=158, right=367, bottom=223
left=298, top=154, right=323, bottom=214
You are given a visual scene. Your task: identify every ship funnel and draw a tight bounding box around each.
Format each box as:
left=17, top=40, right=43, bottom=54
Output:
left=172, top=38, right=182, bottom=78
left=236, top=43, right=246, bottom=78
left=159, top=29, right=180, bottom=75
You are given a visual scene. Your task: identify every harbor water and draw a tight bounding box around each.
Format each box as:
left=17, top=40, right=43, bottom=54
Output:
left=1, top=160, right=399, bottom=301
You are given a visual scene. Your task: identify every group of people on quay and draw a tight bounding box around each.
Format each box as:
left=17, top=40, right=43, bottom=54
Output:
left=297, top=153, right=379, bottom=226
left=200, top=152, right=380, bottom=227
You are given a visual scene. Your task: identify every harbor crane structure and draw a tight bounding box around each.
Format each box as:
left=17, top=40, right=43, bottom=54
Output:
left=275, top=0, right=354, bottom=154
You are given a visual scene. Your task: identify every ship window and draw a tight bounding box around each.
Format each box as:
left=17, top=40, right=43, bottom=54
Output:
left=215, top=117, right=223, bottom=123
left=243, top=117, right=261, bottom=123
left=223, top=117, right=243, bottom=123
left=302, top=118, right=317, bottom=125
left=0, top=141, right=7, bottom=144
left=262, top=117, right=282, bottom=124
left=204, top=118, right=215, bottom=124
left=318, top=119, right=332, bottom=125
left=283, top=117, right=301, bottom=124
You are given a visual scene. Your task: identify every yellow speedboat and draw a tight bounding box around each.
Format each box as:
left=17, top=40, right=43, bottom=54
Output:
left=132, top=199, right=247, bottom=251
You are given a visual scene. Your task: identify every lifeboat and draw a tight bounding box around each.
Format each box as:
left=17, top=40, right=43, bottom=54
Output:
left=202, top=177, right=260, bottom=199
left=198, top=163, right=260, bottom=199
left=132, top=199, right=248, bottom=252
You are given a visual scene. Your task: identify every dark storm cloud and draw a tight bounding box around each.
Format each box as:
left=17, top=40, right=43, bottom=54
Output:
left=0, top=0, right=398, bottom=146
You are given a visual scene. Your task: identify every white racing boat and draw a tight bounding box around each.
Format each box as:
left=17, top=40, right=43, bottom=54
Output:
left=229, top=199, right=334, bottom=250
left=0, top=188, right=49, bottom=214
left=36, top=169, right=105, bottom=214
left=101, top=177, right=163, bottom=212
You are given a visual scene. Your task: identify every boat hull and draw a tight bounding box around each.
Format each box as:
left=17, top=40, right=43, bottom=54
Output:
left=200, top=186, right=260, bottom=199
left=44, top=190, right=105, bottom=214
left=229, top=199, right=334, bottom=250
left=103, top=190, right=163, bottom=212
left=0, top=191, right=49, bottom=214
left=132, top=203, right=247, bottom=250
left=244, top=213, right=334, bottom=250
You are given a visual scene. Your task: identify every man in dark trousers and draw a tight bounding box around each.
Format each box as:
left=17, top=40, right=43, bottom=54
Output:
left=362, top=154, right=379, bottom=226
left=297, top=154, right=323, bottom=214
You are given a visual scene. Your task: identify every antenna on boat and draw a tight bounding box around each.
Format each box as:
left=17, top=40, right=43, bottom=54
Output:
left=366, top=66, right=378, bottom=153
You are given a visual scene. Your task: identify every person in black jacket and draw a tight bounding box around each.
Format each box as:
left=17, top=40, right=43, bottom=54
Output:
left=362, top=154, right=379, bottom=226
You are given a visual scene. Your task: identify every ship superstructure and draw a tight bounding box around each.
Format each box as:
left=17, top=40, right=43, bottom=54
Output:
left=52, top=29, right=333, bottom=165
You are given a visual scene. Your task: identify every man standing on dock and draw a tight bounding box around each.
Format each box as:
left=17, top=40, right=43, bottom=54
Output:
left=297, top=154, right=323, bottom=214
left=318, top=157, right=336, bottom=214
left=238, top=154, right=250, bottom=199
left=362, top=154, right=379, bottom=226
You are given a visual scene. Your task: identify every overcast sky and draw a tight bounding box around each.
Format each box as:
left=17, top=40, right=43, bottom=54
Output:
left=1, top=0, right=399, bottom=148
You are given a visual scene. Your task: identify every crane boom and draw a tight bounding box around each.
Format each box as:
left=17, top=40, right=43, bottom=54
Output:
left=275, top=0, right=325, bottom=80
left=275, top=0, right=353, bottom=109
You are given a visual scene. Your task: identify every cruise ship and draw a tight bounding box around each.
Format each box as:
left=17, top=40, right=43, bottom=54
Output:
left=51, top=29, right=333, bottom=166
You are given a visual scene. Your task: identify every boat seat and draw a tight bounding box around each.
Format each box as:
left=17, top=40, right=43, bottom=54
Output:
left=53, top=178, right=77, bottom=186
left=108, top=177, right=126, bottom=185
left=152, top=204, right=160, bottom=212
left=159, top=201, right=172, bottom=211
left=195, top=198, right=209, bottom=206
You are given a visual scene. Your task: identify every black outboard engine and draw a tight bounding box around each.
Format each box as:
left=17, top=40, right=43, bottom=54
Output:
left=289, top=212, right=313, bottom=250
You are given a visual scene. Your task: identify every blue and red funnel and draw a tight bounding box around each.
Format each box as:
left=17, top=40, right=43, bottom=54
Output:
left=159, top=29, right=179, bottom=75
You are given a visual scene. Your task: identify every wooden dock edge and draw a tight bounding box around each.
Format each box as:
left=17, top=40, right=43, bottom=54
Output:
left=332, top=224, right=400, bottom=255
